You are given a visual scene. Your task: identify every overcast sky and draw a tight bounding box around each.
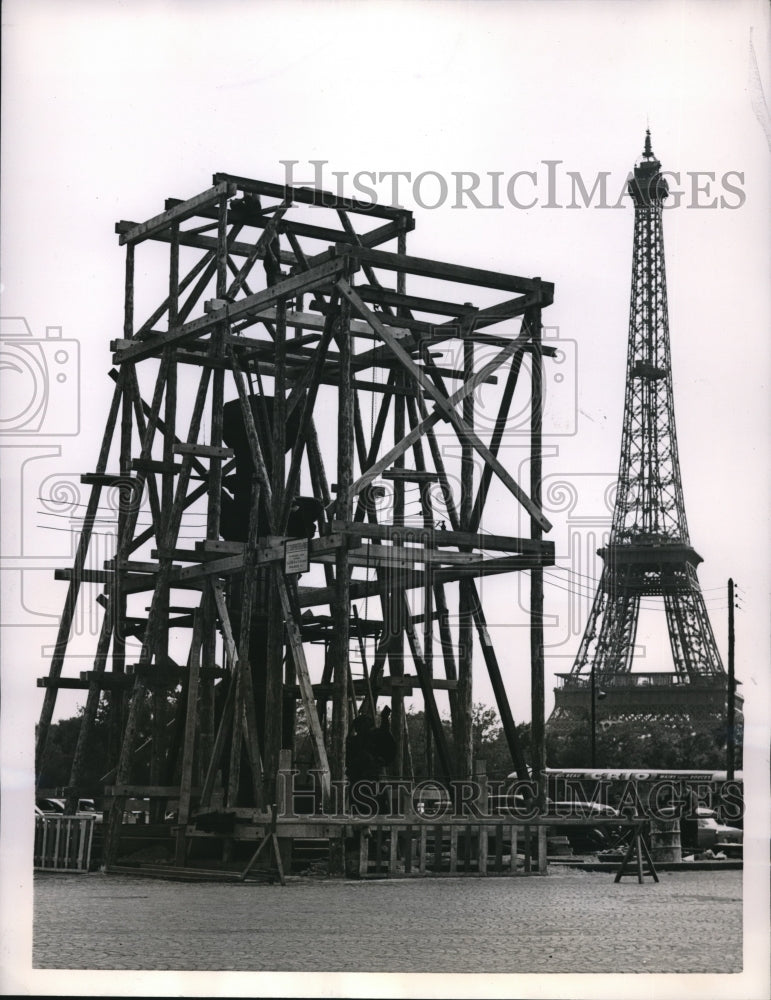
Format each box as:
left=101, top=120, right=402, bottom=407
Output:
left=1, top=1, right=770, bottom=992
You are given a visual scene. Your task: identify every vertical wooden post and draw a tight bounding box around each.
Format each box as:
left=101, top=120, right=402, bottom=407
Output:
left=475, top=759, right=489, bottom=875
left=175, top=614, right=202, bottom=865
left=151, top=223, right=179, bottom=822
left=391, top=235, right=408, bottom=777
left=331, top=292, right=353, bottom=802
left=457, top=337, right=475, bottom=781
left=101, top=245, right=136, bottom=861
left=109, top=243, right=136, bottom=772
left=201, top=192, right=230, bottom=797
left=537, top=824, right=548, bottom=874
left=529, top=294, right=546, bottom=806
left=422, top=487, right=434, bottom=778
left=264, top=298, right=287, bottom=802
left=329, top=293, right=353, bottom=876
left=390, top=378, right=406, bottom=778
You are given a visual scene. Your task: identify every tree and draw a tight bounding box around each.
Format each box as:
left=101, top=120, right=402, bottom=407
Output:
left=545, top=718, right=742, bottom=770
left=37, top=708, right=109, bottom=793
left=403, top=703, right=529, bottom=782
left=37, top=690, right=180, bottom=794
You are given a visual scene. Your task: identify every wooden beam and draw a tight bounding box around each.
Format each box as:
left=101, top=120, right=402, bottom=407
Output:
left=332, top=521, right=550, bottom=555
left=175, top=614, right=202, bottom=860
left=334, top=245, right=553, bottom=297
left=212, top=172, right=412, bottom=222
left=229, top=308, right=411, bottom=341
left=350, top=285, right=480, bottom=318
left=529, top=297, right=546, bottom=803
left=115, top=221, right=293, bottom=263
left=117, top=182, right=236, bottom=245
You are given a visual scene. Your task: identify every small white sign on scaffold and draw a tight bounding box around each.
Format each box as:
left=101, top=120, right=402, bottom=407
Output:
left=284, top=538, right=309, bottom=574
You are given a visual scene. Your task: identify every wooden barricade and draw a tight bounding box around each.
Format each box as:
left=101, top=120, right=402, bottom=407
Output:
left=353, top=818, right=548, bottom=878
left=35, top=815, right=96, bottom=873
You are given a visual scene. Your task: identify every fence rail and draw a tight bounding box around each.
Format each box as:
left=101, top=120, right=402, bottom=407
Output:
left=35, top=815, right=96, bottom=873
left=354, top=820, right=548, bottom=878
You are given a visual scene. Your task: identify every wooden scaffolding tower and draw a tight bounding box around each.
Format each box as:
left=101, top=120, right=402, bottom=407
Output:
left=35, top=173, right=556, bottom=868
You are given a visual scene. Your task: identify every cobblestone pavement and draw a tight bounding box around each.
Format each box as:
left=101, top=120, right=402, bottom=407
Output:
left=33, top=868, right=741, bottom=974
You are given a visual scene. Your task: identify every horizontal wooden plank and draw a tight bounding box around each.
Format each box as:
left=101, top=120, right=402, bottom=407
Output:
left=352, top=284, right=480, bottom=318
left=117, top=182, right=236, bottom=245
left=212, top=172, right=413, bottom=222
left=238, top=307, right=411, bottom=341
left=54, top=568, right=114, bottom=583
left=108, top=559, right=166, bottom=574
left=80, top=671, right=134, bottom=689
left=37, top=677, right=90, bottom=689
left=332, top=521, right=551, bottom=555
left=350, top=544, right=477, bottom=566
left=177, top=533, right=345, bottom=581
left=439, top=290, right=549, bottom=331
left=230, top=207, right=411, bottom=250
left=151, top=548, right=220, bottom=563
left=173, top=443, right=235, bottom=458
left=435, top=553, right=554, bottom=580
left=312, top=548, right=513, bottom=570
left=197, top=539, right=244, bottom=554
left=80, top=472, right=129, bottom=485
left=381, top=469, right=440, bottom=482
left=115, top=221, right=295, bottom=264
left=170, top=347, right=425, bottom=392
left=335, top=245, right=552, bottom=296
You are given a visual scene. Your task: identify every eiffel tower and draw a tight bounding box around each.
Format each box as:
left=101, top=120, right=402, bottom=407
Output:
left=549, top=132, right=740, bottom=741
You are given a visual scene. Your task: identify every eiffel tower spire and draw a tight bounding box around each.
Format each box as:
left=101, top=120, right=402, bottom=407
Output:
left=549, top=134, right=740, bottom=741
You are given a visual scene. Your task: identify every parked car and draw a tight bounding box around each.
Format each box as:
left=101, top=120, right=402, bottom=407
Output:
left=545, top=800, right=622, bottom=854
left=36, top=797, right=65, bottom=815
left=546, top=800, right=620, bottom=820
left=695, top=808, right=742, bottom=850
left=36, top=797, right=102, bottom=821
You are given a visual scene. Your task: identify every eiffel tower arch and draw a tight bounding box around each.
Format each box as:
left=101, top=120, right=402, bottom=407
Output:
left=548, top=134, right=741, bottom=750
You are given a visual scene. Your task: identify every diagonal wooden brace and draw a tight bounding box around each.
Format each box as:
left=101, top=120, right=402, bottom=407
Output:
left=337, top=279, right=551, bottom=532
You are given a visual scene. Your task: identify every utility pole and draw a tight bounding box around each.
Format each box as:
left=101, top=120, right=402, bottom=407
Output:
left=727, top=578, right=736, bottom=780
